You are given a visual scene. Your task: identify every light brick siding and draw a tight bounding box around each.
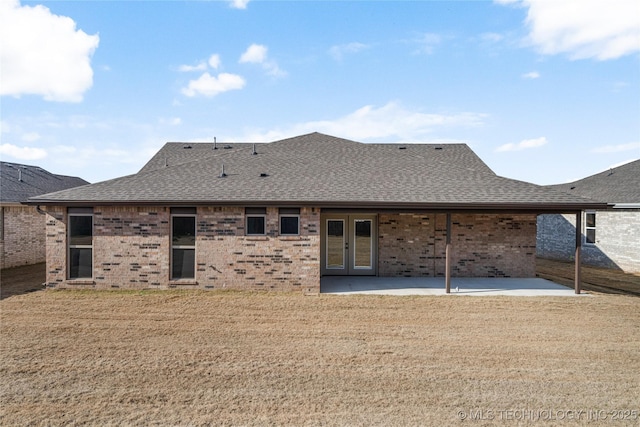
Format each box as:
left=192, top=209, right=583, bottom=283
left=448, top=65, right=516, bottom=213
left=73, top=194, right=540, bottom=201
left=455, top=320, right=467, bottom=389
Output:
left=1, top=205, right=46, bottom=269
left=379, top=213, right=537, bottom=278
left=45, top=206, right=321, bottom=292
left=537, top=211, right=640, bottom=273
left=45, top=207, right=538, bottom=291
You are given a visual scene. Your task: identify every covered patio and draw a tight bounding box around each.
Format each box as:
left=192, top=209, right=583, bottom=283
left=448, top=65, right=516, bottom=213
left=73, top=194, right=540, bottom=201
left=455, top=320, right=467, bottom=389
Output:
left=320, top=276, right=586, bottom=296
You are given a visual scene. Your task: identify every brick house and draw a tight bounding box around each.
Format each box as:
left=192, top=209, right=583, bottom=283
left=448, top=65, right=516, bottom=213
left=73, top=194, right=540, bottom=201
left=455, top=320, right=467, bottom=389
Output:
left=1, top=162, right=88, bottom=269
left=538, top=159, right=639, bottom=273
left=27, top=133, right=606, bottom=293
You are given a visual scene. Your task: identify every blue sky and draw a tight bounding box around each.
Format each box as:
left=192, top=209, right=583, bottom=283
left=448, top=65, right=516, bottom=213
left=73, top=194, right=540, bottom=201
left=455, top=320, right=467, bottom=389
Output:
left=1, top=0, right=638, bottom=185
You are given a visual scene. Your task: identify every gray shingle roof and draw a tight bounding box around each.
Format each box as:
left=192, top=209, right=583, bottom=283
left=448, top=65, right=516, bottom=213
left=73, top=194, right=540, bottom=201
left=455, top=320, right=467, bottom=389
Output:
left=548, top=159, right=640, bottom=204
left=1, top=162, right=89, bottom=203
left=28, top=132, right=605, bottom=210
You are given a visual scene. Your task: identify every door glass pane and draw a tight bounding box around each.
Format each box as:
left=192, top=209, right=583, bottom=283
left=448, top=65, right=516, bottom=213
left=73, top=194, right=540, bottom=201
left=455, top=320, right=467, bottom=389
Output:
left=326, top=220, right=344, bottom=269
left=353, top=220, right=372, bottom=269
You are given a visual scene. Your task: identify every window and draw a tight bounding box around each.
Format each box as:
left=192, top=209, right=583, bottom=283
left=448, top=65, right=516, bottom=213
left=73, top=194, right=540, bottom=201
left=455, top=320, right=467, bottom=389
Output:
left=279, top=208, right=300, bottom=235
left=246, top=207, right=266, bottom=235
left=585, top=212, right=596, bottom=244
left=68, top=208, right=93, bottom=279
left=171, top=208, right=196, bottom=279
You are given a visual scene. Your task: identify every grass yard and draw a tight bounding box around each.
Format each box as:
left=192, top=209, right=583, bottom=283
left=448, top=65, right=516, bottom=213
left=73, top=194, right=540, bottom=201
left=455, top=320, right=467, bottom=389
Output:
left=1, top=290, right=639, bottom=426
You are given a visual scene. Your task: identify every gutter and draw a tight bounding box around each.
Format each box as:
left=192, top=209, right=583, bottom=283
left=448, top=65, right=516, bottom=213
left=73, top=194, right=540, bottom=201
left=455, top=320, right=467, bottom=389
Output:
left=23, top=199, right=610, bottom=213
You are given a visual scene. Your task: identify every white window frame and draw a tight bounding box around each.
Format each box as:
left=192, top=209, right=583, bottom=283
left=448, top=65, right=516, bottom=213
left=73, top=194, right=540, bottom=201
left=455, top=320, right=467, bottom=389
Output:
left=585, top=211, right=596, bottom=245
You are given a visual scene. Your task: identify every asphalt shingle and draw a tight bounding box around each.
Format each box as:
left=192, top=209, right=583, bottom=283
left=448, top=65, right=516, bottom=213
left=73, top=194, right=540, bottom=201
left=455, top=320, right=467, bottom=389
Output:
left=548, top=159, right=640, bottom=204
left=28, top=132, right=606, bottom=210
left=1, top=162, right=89, bottom=203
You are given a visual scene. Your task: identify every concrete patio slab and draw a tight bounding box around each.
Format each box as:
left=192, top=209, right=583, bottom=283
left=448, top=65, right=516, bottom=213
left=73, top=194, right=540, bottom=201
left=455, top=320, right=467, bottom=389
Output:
left=321, top=277, right=587, bottom=296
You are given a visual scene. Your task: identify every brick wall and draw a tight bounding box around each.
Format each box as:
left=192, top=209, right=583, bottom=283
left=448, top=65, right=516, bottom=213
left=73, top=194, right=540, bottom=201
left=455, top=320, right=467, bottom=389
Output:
left=379, top=213, right=537, bottom=278
left=1, top=205, right=46, bottom=269
left=45, top=206, right=321, bottom=292
left=537, top=211, right=640, bottom=273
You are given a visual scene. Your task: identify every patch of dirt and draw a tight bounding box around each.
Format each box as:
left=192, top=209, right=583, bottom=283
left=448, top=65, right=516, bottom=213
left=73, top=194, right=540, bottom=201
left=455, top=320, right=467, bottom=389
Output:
left=536, top=257, right=640, bottom=296
left=1, top=290, right=639, bottom=425
left=0, top=263, right=45, bottom=300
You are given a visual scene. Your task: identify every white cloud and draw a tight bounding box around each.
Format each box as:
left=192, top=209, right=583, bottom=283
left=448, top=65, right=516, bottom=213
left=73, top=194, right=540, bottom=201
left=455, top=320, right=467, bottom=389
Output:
left=329, top=42, right=369, bottom=60
left=208, top=54, right=221, bottom=69
left=21, top=132, right=41, bottom=142
left=413, top=33, right=442, bottom=55
left=181, top=72, right=246, bottom=97
left=241, top=102, right=486, bottom=143
left=591, top=142, right=640, bottom=153
left=239, top=44, right=286, bottom=77
left=522, top=71, right=540, bottom=79
left=0, top=0, right=99, bottom=102
left=496, top=137, right=548, bottom=152
left=0, top=143, right=47, bottom=160
left=240, top=44, right=268, bottom=64
left=159, top=117, right=182, bottom=126
left=179, top=62, right=207, bottom=72
left=229, top=0, right=249, bottom=9
left=179, top=54, right=221, bottom=72
left=516, top=0, right=640, bottom=60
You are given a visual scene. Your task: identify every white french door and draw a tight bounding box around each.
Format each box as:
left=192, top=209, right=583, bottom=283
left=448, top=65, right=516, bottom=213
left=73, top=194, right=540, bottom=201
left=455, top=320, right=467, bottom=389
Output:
left=321, top=214, right=377, bottom=276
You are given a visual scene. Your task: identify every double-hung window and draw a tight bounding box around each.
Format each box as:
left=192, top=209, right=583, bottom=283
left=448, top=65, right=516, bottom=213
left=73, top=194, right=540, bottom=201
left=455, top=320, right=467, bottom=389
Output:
left=68, top=208, right=93, bottom=279
left=279, top=208, right=300, bottom=235
left=171, top=208, right=196, bottom=279
left=246, top=207, right=266, bottom=235
left=585, top=212, right=596, bottom=244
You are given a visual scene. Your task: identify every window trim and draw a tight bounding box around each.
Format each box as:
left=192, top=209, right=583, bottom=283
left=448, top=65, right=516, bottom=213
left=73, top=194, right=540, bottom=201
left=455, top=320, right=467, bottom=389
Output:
left=585, top=211, right=596, bottom=245
left=68, top=210, right=93, bottom=280
left=246, top=207, right=267, bottom=236
left=279, top=208, right=300, bottom=236
left=171, top=212, right=196, bottom=280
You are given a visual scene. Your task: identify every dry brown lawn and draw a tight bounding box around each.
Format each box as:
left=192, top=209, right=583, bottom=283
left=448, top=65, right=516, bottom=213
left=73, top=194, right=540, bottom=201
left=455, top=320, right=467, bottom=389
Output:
left=1, top=290, right=639, bottom=426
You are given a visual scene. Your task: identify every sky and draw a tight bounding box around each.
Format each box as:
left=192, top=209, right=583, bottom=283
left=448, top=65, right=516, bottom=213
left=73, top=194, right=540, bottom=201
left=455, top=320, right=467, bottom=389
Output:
left=1, top=0, right=639, bottom=186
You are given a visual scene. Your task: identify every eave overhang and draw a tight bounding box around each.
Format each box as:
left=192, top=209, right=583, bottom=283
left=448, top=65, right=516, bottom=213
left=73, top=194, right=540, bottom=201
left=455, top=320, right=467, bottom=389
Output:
left=24, top=198, right=610, bottom=214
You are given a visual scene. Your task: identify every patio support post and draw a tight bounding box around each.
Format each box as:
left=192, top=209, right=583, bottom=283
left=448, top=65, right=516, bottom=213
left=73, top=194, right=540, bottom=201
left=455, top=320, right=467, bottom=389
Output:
left=575, top=211, right=582, bottom=294
left=445, top=213, right=451, bottom=294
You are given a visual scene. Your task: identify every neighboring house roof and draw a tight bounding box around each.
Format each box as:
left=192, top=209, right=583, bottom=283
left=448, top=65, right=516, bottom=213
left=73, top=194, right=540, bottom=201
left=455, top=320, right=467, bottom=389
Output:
left=28, top=132, right=605, bottom=211
left=548, top=159, right=640, bottom=205
left=1, top=162, right=89, bottom=204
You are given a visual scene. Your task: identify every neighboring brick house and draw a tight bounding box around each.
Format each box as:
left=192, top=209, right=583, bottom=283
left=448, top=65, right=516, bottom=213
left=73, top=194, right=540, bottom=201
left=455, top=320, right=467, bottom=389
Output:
left=1, top=162, right=88, bottom=269
left=538, top=159, right=640, bottom=273
left=28, top=133, right=605, bottom=293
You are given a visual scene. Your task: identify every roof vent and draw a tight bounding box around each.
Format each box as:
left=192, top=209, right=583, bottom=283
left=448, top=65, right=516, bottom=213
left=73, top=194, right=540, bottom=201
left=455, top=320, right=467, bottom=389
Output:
left=183, top=144, right=192, bottom=149
left=164, top=157, right=168, bottom=167
left=435, top=147, right=443, bottom=150
left=608, top=168, right=614, bottom=176
left=219, top=164, right=227, bottom=178
left=398, top=146, right=407, bottom=150
left=570, top=186, right=576, bottom=190
left=213, top=137, right=217, bottom=150
left=223, top=145, right=232, bottom=149
left=259, top=173, right=269, bottom=177
left=18, top=169, right=23, bottom=182
left=252, top=144, right=258, bottom=155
